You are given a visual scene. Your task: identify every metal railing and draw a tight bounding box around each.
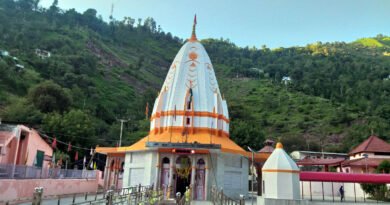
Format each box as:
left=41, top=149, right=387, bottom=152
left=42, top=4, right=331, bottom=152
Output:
left=211, top=186, right=245, bottom=205
left=0, top=163, right=96, bottom=179
left=3, top=185, right=162, bottom=205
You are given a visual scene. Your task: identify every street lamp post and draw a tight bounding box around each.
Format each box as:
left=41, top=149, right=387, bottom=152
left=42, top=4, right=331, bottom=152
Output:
left=363, top=154, right=368, bottom=173
left=117, top=118, right=129, bottom=147
left=248, top=146, right=259, bottom=205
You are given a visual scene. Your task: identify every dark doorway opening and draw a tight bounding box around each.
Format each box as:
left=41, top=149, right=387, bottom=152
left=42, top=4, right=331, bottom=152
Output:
left=176, top=173, right=191, bottom=196
left=175, top=155, right=192, bottom=196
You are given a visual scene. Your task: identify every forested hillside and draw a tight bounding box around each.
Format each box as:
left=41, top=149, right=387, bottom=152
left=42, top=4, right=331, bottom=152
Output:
left=0, top=0, right=389, bottom=154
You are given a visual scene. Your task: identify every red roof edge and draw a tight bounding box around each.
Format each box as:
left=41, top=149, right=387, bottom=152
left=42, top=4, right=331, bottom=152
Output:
left=349, top=135, right=390, bottom=155
left=300, top=171, right=390, bottom=184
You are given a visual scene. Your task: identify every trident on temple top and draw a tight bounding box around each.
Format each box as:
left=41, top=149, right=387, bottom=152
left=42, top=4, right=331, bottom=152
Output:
left=189, top=14, right=197, bottom=42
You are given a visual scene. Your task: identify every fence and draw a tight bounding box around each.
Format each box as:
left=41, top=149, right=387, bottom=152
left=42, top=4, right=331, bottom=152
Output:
left=210, top=186, right=245, bottom=205
left=4, top=184, right=161, bottom=205
left=0, top=163, right=96, bottom=179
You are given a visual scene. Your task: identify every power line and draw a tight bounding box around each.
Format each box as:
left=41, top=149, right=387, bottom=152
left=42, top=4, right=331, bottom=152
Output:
left=1, top=119, right=126, bottom=142
left=38, top=131, right=91, bottom=151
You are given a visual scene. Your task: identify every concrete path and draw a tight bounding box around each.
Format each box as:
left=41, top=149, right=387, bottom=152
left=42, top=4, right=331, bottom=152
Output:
left=191, top=200, right=213, bottom=205
left=17, top=194, right=106, bottom=205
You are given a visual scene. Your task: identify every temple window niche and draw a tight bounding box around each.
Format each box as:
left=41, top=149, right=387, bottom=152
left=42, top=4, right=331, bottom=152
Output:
left=160, top=157, right=170, bottom=191
left=186, top=88, right=193, bottom=111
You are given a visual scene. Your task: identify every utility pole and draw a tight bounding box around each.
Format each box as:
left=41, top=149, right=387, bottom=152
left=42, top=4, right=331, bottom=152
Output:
left=117, top=118, right=129, bottom=147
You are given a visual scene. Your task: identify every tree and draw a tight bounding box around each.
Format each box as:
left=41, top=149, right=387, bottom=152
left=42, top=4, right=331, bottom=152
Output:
left=16, top=0, right=37, bottom=10
left=0, top=98, right=43, bottom=124
left=28, top=81, right=72, bottom=113
left=49, top=0, right=59, bottom=13
left=42, top=109, right=97, bottom=147
left=361, top=160, right=390, bottom=201
left=377, top=160, right=390, bottom=174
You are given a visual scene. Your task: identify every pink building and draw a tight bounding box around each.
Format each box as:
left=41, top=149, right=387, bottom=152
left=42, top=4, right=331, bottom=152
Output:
left=0, top=124, right=53, bottom=169
left=341, top=135, right=390, bottom=173
left=296, top=135, right=390, bottom=174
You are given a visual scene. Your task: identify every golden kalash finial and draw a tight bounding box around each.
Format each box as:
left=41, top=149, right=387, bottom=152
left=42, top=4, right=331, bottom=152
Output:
left=189, top=14, right=197, bottom=42
left=276, top=142, right=284, bottom=149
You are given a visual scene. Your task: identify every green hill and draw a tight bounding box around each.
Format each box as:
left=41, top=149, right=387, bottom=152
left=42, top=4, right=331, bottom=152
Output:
left=354, top=38, right=384, bottom=47
left=0, top=0, right=389, bottom=153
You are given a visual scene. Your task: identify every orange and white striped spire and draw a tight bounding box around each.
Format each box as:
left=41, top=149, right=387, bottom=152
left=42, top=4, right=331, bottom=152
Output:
left=150, top=16, right=229, bottom=138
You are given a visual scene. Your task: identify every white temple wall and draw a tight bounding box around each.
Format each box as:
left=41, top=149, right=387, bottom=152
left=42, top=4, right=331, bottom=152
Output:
left=263, top=172, right=300, bottom=200
left=123, top=151, right=157, bottom=188
left=349, top=152, right=390, bottom=160
left=300, top=181, right=366, bottom=200
left=211, top=152, right=248, bottom=199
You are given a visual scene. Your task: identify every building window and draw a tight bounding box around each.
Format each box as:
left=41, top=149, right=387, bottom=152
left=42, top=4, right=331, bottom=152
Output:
left=187, top=102, right=191, bottom=110
left=186, top=118, right=191, bottom=125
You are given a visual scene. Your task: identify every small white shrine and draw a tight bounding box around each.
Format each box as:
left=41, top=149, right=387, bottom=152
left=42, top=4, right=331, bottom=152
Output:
left=258, top=142, right=307, bottom=205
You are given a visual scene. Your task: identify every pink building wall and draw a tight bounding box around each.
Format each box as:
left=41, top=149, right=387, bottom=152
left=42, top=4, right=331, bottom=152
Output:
left=0, top=125, right=53, bottom=167
left=0, top=178, right=99, bottom=203
left=22, top=126, right=53, bottom=167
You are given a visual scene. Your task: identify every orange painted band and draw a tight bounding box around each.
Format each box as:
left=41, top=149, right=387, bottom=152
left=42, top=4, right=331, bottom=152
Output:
left=151, top=110, right=230, bottom=123
left=149, top=126, right=229, bottom=138
left=262, top=169, right=300, bottom=173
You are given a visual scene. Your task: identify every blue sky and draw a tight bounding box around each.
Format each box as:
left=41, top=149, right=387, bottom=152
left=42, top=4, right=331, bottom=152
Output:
left=40, top=0, right=390, bottom=48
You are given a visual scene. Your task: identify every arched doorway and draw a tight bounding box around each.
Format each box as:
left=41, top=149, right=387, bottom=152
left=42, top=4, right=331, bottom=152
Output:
left=161, top=157, right=170, bottom=198
left=175, top=156, right=192, bottom=196
left=195, top=158, right=206, bottom=200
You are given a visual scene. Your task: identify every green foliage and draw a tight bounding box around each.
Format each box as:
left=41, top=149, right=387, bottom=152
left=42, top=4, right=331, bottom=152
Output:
left=42, top=109, right=97, bottom=147
left=360, top=183, right=387, bottom=201
left=377, top=160, right=390, bottom=174
left=0, top=97, right=43, bottom=124
left=28, top=81, right=72, bottom=113
left=0, top=0, right=389, bottom=153
left=361, top=160, right=390, bottom=201
left=355, top=38, right=384, bottom=48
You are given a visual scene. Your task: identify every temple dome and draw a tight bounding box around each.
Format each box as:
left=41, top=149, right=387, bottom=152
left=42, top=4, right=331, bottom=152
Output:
left=262, top=142, right=299, bottom=171
left=150, top=18, right=229, bottom=138
left=96, top=17, right=254, bottom=156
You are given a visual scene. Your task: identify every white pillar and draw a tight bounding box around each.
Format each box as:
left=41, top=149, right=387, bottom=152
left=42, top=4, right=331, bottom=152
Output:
left=103, top=157, right=108, bottom=188
left=205, top=156, right=209, bottom=200
left=191, top=156, right=196, bottom=200
left=154, top=152, right=160, bottom=190
left=168, top=154, right=175, bottom=198
left=11, top=133, right=21, bottom=178
left=104, top=156, right=111, bottom=190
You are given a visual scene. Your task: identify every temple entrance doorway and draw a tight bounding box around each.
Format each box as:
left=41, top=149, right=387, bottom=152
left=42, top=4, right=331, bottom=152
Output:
left=175, top=155, right=192, bottom=196
left=160, top=157, right=170, bottom=198
left=195, top=158, right=206, bottom=200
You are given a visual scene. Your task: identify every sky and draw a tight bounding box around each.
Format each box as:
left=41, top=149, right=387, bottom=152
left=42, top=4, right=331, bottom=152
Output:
left=40, top=0, right=390, bottom=48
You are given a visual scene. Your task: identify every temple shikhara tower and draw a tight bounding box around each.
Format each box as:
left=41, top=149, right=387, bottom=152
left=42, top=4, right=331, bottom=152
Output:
left=96, top=16, right=268, bottom=200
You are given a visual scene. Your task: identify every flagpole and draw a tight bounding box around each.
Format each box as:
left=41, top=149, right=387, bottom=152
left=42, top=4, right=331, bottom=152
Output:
left=171, top=105, right=176, bottom=143
left=210, top=121, right=213, bottom=144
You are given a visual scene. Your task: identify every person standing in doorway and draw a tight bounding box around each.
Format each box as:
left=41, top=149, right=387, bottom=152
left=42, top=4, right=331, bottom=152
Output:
left=339, top=185, right=345, bottom=201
